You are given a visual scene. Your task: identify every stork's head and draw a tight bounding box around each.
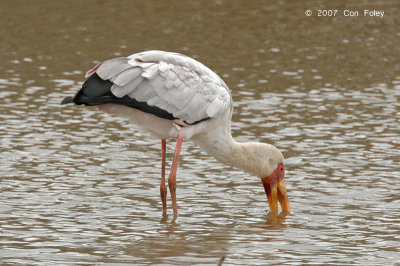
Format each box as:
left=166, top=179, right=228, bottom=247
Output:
left=256, top=145, right=290, bottom=212
left=261, top=161, right=290, bottom=212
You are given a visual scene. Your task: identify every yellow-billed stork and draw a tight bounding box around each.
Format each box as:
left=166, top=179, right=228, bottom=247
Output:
left=61, top=50, right=290, bottom=218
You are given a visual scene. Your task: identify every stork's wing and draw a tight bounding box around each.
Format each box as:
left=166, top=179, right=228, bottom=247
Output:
left=86, top=50, right=232, bottom=125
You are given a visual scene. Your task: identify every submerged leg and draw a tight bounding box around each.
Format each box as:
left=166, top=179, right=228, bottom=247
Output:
left=168, top=134, right=184, bottom=218
left=160, top=139, right=167, bottom=215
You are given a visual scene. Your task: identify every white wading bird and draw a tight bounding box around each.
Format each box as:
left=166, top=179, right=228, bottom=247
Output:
left=61, top=50, right=290, bottom=218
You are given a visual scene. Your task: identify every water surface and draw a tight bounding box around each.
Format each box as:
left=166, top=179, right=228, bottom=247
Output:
left=1, top=0, right=399, bottom=264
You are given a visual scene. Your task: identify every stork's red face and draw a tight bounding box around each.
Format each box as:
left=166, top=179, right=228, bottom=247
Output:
left=261, top=162, right=290, bottom=212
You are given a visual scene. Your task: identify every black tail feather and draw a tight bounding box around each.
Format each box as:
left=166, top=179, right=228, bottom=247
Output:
left=81, top=73, right=113, bottom=98
left=60, top=73, right=113, bottom=106
left=61, top=96, right=74, bottom=105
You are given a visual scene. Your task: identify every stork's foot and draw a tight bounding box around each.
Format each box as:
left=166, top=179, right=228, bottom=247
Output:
left=160, top=212, right=168, bottom=223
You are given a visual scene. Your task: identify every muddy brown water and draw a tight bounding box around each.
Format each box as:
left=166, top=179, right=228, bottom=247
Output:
left=1, top=0, right=399, bottom=264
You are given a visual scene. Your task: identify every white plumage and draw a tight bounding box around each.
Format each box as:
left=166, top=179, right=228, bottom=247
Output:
left=90, top=50, right=231, bottom=126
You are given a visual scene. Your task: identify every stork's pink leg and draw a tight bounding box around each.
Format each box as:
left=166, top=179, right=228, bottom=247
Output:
left=168, top=134, right=183, bottom=218
left=160, top=139, right=167, bottom=215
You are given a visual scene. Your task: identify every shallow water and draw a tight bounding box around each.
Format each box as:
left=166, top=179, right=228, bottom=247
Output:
left=1, top=0, right=400, bottom=264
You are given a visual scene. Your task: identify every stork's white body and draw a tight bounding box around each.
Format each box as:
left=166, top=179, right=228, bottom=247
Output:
left=94, top=50, right=234, bottom=144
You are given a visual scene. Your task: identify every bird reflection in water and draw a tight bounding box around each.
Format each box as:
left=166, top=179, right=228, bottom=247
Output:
left=264, top=211, right=290, bottom=230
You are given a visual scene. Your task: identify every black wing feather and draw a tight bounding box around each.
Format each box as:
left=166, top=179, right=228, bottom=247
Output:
left=62, top=73, right=175, bottom=121
left=61, top=73, right=209, bottom=125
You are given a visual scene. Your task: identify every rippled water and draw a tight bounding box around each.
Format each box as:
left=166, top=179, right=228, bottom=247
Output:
left=1, top=0, right=400, bottom=264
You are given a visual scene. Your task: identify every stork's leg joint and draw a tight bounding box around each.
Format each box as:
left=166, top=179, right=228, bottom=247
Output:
left=160, top=182, right=167, bottom=214
left=168, top=178, right=177, bottom=192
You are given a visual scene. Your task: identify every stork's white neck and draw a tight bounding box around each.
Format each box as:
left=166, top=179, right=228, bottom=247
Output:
left=194, top=128, right=245, bottom=168
left=192, top=118, right=282, bottom=178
